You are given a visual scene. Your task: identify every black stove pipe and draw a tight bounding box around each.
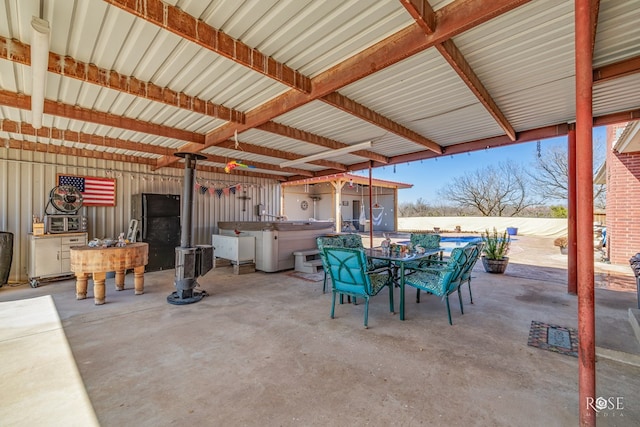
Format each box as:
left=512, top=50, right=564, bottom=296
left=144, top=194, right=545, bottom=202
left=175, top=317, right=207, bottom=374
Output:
left=179, top=153, right=198, bottom=248
left=167, top=152, right=209, bottom=305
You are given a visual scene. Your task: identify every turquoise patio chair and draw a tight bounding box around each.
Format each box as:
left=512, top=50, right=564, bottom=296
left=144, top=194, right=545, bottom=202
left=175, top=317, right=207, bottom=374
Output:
left=459, top=242, right=484, bottom=304
left=403, top=247, right=467, bottom=325
left=317, top=234, right=389, bottom=294
left=413, top=241, right=478, bottom=303
left=316, top=235, right=345, bottom=294
left=341, top=233, right=390, bottom=271
left=405, top=233, right=442, bottom=273
left=323, top=247, right=395, bottom=328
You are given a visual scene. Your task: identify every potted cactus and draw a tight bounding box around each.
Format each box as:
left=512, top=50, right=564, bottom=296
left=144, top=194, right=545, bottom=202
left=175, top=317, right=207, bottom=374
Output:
left=481, top=228, right=511, bottom=274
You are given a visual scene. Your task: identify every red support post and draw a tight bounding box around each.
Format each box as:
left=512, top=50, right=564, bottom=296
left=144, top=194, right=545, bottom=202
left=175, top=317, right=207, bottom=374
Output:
left=568, top=125, right=577, bottom=295
left=576, top=0, right=596, bottom=425
left=368, top=161, right=373, bottom=247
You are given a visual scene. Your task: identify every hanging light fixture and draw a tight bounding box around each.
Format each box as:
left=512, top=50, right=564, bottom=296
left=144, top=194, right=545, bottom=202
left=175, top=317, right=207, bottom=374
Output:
left=30, top=15, right=50, bottom=129
left=279, top=141, right=371, bottom=168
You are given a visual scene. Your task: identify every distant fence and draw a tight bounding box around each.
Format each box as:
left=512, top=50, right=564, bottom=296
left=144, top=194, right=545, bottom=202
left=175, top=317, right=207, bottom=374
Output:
left=398, top=217, right=568, bottom=238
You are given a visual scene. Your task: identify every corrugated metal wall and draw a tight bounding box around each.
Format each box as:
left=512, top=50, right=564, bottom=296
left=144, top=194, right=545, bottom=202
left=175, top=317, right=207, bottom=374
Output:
left=0, top=149, right=281, bottom=283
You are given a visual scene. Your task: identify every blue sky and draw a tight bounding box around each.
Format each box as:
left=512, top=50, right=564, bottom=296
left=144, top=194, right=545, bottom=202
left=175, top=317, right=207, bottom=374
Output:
left=355, top=126, right=607, bottom=204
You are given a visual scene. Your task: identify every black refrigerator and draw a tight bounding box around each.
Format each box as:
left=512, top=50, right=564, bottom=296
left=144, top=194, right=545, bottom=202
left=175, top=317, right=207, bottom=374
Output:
left=131, top=193, right=181, bottom=272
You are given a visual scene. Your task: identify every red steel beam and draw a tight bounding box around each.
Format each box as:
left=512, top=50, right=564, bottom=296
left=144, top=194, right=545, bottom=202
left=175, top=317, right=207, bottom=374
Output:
left=104, top=0, right=310, bottom=94
left=575, top=0, right=596, bottom=425
left=0, top=36, right=245, bottom=123
left=154, top=0, right=532, bottom=169
left=593, top=55, right=640, bottom=84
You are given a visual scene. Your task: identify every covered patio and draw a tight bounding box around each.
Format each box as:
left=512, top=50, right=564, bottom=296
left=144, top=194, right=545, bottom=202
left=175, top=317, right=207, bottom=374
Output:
left=1, top=234, right=638, bottom=426
left=1, top=1, right=640, bottom=424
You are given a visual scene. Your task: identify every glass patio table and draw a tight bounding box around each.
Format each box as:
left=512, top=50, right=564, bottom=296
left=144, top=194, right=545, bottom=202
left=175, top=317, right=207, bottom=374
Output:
left=365, top=247, right=443, bottom=321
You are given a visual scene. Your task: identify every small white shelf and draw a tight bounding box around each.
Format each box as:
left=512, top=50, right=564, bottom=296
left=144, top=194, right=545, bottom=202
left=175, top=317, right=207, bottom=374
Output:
left=212, top=234, right=255, bottom=264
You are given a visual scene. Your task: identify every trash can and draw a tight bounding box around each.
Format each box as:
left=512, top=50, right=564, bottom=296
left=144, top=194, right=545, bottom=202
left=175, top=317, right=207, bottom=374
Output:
left=506, top=227, right=518, bottom=236
left=0, top=232, right=14, bottom=286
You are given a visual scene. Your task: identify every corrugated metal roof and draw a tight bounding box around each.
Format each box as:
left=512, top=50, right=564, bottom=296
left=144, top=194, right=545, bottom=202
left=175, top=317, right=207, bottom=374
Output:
left=0, top=0, right=639, bottom=182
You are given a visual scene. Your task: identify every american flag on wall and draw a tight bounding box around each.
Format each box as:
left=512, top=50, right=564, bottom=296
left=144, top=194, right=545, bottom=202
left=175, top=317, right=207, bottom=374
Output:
left=57, top=174, right=116, bottom=206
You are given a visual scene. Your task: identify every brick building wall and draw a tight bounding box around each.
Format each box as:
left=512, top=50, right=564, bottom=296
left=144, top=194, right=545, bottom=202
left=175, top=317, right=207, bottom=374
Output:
left=605, top=124, right=640, bottom=264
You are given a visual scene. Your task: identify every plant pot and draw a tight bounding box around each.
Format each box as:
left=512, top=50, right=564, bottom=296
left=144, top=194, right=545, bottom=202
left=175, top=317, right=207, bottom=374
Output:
left=482, top=256, right=508, bottom=274
left=560, top=246, right=568, bottom=255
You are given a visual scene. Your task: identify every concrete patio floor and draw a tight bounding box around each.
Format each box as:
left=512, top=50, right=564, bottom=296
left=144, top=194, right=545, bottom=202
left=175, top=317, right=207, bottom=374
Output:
left=1, top=234, right=639, bottom=426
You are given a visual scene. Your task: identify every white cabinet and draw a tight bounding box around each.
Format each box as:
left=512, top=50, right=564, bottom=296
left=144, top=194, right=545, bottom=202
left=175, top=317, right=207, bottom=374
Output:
left=28, top=233, right=88, bottom=287
left=212, top=234, right=255, bottom=264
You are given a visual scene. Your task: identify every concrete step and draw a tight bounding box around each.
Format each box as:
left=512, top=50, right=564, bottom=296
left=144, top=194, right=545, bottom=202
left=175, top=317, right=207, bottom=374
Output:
left=303, top=259, right=323, bottom=268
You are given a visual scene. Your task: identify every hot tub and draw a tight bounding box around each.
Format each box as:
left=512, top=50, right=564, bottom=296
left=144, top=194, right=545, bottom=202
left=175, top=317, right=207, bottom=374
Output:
left=217, top=221, right=335, bottom=272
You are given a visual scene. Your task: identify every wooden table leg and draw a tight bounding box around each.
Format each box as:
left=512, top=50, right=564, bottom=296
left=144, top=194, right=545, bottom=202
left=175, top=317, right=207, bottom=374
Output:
left=75, top=273, right=89, bottom=300
left=93, top=272, right=107, bottom=305
left=133, top=265, right=145, bottom=295
left=115, top=270, right=126, bottom=291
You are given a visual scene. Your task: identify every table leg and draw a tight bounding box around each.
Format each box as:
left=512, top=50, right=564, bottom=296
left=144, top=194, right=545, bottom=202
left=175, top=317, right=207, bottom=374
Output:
left=400, top=263, right=406, bottom=321
left=115, top=270, right=125, bottom=291
left=133, top=265, right=145, bottom=295
left=75, top=273, right=88, bottom=300
left=93, top=272, right=107, bottom=305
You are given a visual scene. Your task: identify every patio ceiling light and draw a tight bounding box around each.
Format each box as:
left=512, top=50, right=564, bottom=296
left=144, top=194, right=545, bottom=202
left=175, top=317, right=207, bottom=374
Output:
left=279, top=141, right=372, bottom=168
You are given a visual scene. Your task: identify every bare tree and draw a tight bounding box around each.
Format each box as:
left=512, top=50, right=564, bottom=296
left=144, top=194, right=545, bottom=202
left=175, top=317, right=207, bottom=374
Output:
left=529, top=145, right=569, bottom=200
left=528, top=141, right=606, bottom=209
left=398, top=198, right=430, bottom=217
left=437, top=161, right=538, bottom=216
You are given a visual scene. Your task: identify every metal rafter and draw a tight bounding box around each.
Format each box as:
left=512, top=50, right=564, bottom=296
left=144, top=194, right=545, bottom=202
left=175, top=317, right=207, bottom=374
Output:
left=283, top=103, right=640, bottom=181
left=0, top=119, right=173, bottom=156
left=400, top=0, right=436, bottom=34
left=1, top=136, right=286, bottom=179
left=155, top=0, right=531, bottom=169
left=257, top=121, right=388, bottom=164
left=0, top=36, right=245, bottom=123
left=435, top=39, right=517, bottom=141
left=401, top=0, right=516, bottom=141
left=0, top=90, right=205, bottom=143
left=321, top=92, right=442, bottom=154
left=200, top=153, right=313, bottom=177
left=215, top=139, right=347, bottom=171
left=2, top=137, right=157, bottom=165
left=593, top=55, right=640, bottom=84
left=104, top=0, right=311, bottom=93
